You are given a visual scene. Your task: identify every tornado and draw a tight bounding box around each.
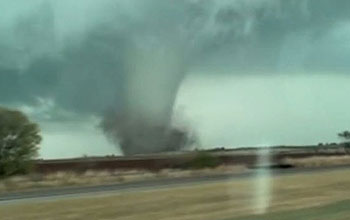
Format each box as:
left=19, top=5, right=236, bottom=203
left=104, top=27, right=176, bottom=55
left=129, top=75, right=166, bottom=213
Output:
left=101, top=40, right=194, bottom=155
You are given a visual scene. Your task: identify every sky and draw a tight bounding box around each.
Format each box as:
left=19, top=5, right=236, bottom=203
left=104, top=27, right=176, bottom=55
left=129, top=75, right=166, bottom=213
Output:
left=0, top=0, right=350, bottom=158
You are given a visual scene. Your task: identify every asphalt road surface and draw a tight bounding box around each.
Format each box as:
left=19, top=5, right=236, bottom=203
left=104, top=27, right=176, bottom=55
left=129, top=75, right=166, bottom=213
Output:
left=1, top=165, right=350, bottom=204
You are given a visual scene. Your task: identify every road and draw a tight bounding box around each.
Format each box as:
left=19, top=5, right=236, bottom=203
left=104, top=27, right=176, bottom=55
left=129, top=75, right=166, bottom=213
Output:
left=1, top=165, right=350, bottom=204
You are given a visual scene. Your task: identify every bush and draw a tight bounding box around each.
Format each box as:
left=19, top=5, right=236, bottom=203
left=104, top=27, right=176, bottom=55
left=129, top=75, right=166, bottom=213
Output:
left=0, top=107, right=41, bottom=177
left=338, top=131, right=350, bottom=140
left=187, top=152, right=220, bottom=169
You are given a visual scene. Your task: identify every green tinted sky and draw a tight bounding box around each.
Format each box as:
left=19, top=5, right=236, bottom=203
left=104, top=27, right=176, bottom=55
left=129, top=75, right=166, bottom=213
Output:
left=0, top=0, right=350, bottom=158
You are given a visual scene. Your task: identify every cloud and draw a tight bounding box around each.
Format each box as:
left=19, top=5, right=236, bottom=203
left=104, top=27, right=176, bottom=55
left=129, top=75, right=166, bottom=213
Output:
left=1, top=0, right=349, bottom=114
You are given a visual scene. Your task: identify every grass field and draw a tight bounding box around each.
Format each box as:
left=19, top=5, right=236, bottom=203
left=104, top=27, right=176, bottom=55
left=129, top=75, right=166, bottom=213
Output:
left=0, top=165, right=246, bottom=193
left=231, top=200, right=350, bottom=220
left=284, top=155, right=350, bottom=168
left=1, top=168, right=350, bottom=220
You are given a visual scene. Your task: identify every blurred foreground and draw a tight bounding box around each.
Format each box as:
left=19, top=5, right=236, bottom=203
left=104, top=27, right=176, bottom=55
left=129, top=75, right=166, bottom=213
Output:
left=1, top=168, right=350, bottom=220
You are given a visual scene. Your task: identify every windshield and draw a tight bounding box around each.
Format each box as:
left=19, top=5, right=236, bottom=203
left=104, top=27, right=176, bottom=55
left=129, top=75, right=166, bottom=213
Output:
left=1, top=1, right=350, bottom=220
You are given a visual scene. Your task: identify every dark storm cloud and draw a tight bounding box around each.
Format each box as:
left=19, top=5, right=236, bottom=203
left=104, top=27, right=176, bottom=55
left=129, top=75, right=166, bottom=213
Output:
left=0, top=3, right=127, bottom=114
left=196, top=0, right=350, bottom=72
left=1, top=0, right=350, bottom=112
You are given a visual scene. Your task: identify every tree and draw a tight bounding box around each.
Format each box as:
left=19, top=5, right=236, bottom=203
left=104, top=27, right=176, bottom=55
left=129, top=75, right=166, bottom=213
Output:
left=338, top=130, right=350, bottom=153
left=338, top=131, right=350, bottom=140
left=0, top=107, right=41, bottom=177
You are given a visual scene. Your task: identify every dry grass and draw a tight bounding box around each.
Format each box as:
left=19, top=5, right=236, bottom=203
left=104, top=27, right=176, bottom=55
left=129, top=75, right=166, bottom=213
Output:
left=284, top=155, right=350, bottom=168
left=0, top=165, right=246, bottom=193
left=1, top=168, right=350, bottom=220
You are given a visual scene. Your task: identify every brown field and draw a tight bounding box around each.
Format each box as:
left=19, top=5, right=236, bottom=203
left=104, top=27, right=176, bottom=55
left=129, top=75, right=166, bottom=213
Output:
left=35, top=144, right=348, bottom=174
left=0, top=165, right=246, bottom=193
left=283, top=155, right=350, bottom=168
left=1, top=168, right=350, bottom=220
left=2, top=146, right=349, bottom=194
left=34, top=146, right=348, bottom=174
